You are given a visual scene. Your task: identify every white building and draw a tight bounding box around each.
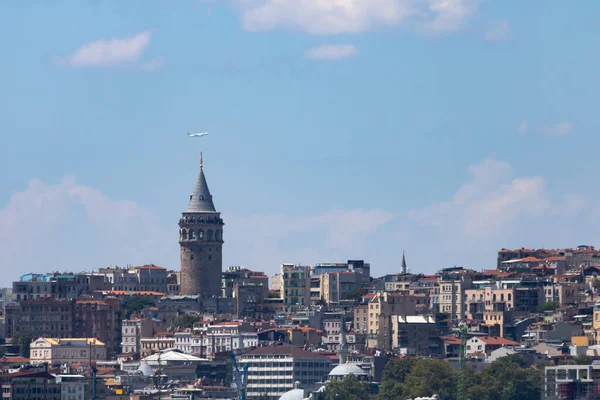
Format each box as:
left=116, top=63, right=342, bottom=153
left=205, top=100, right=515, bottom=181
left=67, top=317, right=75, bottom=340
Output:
left=121, top=319, right=154, bottom=355
left=30, top=338, right=107, bottom=365
left=240, top=345, right=332, bottom=400
left=54, top=374, right=87, bottom=400
left=194, top=322, right=259, bottom=357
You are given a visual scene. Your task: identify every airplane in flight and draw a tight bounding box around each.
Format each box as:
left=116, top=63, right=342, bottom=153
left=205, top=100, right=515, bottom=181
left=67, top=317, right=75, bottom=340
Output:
left=187, top=132, right=209, bottom=137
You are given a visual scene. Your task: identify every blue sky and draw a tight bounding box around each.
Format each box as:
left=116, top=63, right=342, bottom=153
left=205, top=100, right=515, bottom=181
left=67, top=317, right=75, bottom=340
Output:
left=1, top=1, right=599, bottom=285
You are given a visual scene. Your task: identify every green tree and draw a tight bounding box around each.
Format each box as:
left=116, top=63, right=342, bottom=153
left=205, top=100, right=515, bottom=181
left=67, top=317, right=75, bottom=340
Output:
left=124, top=295, right=156, bottom=318
left=468, top=355, right=543, bottom=400
left=12, top=331, right=35, bottom=358
left=536, top=300, right=560, bottom=312
left=173, top=314, right=201, bottom=330
left=343, top=288, right=366, bottom=302
left=378, top=357, right=416, bottom=400
left=403, top=358, right=456, bottom=400
left=573, top=355, right=593, bottom=365
left=324, top=374, right=372, bottom=400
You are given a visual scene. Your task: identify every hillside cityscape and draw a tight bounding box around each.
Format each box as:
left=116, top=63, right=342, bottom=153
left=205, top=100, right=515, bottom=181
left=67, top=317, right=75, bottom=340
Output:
left=2, top=2, right=596, bottom=400
left=0, top=156, right=597, bottom=400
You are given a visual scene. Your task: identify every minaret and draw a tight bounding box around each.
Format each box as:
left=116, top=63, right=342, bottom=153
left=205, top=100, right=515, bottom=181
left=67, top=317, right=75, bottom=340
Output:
left=178, top=153, right=224, bottom=297
left=401, top=251, right=407, bottom=274
left=339, top=316, right=348, bottom=365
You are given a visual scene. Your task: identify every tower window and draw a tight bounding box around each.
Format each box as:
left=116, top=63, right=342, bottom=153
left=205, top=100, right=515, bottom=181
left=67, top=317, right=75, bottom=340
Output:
left=209, top=248, right=212, bottom=253
left=208, top=255, right=212, bottom=261
left=198, top=230, right=204, bottom=240
left=191, top=254, right=195, bottom=260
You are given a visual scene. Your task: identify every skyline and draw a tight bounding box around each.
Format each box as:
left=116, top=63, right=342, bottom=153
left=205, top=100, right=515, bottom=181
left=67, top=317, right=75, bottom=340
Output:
left=1, top=1, right=599, bottom=286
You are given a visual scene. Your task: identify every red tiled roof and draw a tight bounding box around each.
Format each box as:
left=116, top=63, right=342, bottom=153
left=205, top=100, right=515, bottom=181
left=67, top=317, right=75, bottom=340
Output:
left=483, top=269, right=502, bottom=275
left=520, top=257, right=542, bottom=263
left=440, top=336, right=461, bottom=345
left=76, top=300, right=106, bottom=305
left=135, top=265, right=166, bottom=271
left=473, top=336, right=519, bottom=346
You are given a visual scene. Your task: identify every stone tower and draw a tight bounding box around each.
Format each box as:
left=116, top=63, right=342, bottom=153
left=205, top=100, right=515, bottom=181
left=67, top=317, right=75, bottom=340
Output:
left=178, top=153, right=224, bottom=297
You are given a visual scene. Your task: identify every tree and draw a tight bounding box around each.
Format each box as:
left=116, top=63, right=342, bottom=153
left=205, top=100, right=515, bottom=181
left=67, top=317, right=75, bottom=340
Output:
left=378, top=357, right=416, bottom=400
left=12, top=331, right=35, bottom=358
left=173, top=314, right=201, bottom=330
left=124, top=295, right=156, bottom=318
left=573, top=355, right=593, bottom=365
left=343, top=288, right=366, bottom=302
left=467, top=355, right=543, bottom=400
left=403, top=358, right=456, bottom=400
left=324, top=374, right=372, bottom=400
left=536, top=301, right=560, bottom=312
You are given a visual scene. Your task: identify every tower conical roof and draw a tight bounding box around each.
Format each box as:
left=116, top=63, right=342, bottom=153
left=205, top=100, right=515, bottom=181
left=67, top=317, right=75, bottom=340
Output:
left=185, top=154, right=216, bottom=213
left=401, top=251, right=407, bottom=274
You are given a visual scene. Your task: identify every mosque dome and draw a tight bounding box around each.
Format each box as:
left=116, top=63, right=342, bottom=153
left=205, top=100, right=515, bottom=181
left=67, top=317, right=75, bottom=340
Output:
left=328, top=363, right=368, bottom=377
left=279, top=381, right=306, bottom=400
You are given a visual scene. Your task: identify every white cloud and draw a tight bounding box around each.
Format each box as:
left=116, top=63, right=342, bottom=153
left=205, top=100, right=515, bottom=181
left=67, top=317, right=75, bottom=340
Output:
left=0, top=176, right=172, bottom=285
left=517, top=120, right=528, bottom=134
left=543, top=121, right=575, bottom=136
left=305, top=44, right=357, bottom=60
left=422, top=0, right=480, bottom=35
left=484, top=18, right=513, bottom=42
left=408, top=158, right=551, bottom=236
left=56, top=30, right=154, bottom=68
left=224, top=208, right=394, bottom=272
left=234, top=0, right=479, bottom=35
left=139, top=57, right=165, bottom=71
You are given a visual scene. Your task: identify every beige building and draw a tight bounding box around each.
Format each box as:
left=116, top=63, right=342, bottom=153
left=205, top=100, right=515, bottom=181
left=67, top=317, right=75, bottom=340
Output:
left=365, top=292, right=418, bottom=349
left=319, top=272, right=360, bottom=304
left=280, top=264, right=311, bottom=313
left=438, top=278, right=469, bottom=320
left=30, top=338, right=107, bottom=365
left=354, top=305, right=369, bottom=334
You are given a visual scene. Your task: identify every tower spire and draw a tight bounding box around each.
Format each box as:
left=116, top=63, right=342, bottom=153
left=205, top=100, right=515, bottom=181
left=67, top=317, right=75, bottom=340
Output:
left=186, top=153, right=216, bottom=213
left=401, top=251, right=407, bottom=274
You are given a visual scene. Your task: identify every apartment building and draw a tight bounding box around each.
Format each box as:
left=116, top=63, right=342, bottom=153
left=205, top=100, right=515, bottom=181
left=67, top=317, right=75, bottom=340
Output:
left=366, top=292, right=418, bottom=349
left=121, top=318, right=155, bottom=355
left=280, top=264, right=311, bottom=313
left=239, top=345, right=333, bottom=400
left=319, top=272, right=360, bottom=304
left=30, top=338, right=107, bottom=365
left=544, top=364, right=600, bottom=399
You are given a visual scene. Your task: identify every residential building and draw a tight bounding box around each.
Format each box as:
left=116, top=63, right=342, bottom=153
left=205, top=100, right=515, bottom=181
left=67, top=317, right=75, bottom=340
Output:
left=391, top=315, right=449, bottom=356
left=366, top=292, right=418, bottom=349
left=240, top=345, right=333, bottom=400
left=0, top=370, right=61, bottom=400
left=121, top=318, right=155, bottom=355
left=54, top=374, right=87, bottom=400
left=544, top=364, right=600, bottom=399
left=280, top=264, right=311, bottom=313
left=319, top=272, right=360, bottom=304
left=222, top=266, right=268, bottom=298
left=30, top=338, right=107, bottom=365
left=465, top=336, right=519, bottom=357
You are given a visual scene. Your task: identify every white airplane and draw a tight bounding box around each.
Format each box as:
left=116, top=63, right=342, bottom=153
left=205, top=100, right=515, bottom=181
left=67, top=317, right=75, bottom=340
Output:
left=187, top=132, right=209, bottom=137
